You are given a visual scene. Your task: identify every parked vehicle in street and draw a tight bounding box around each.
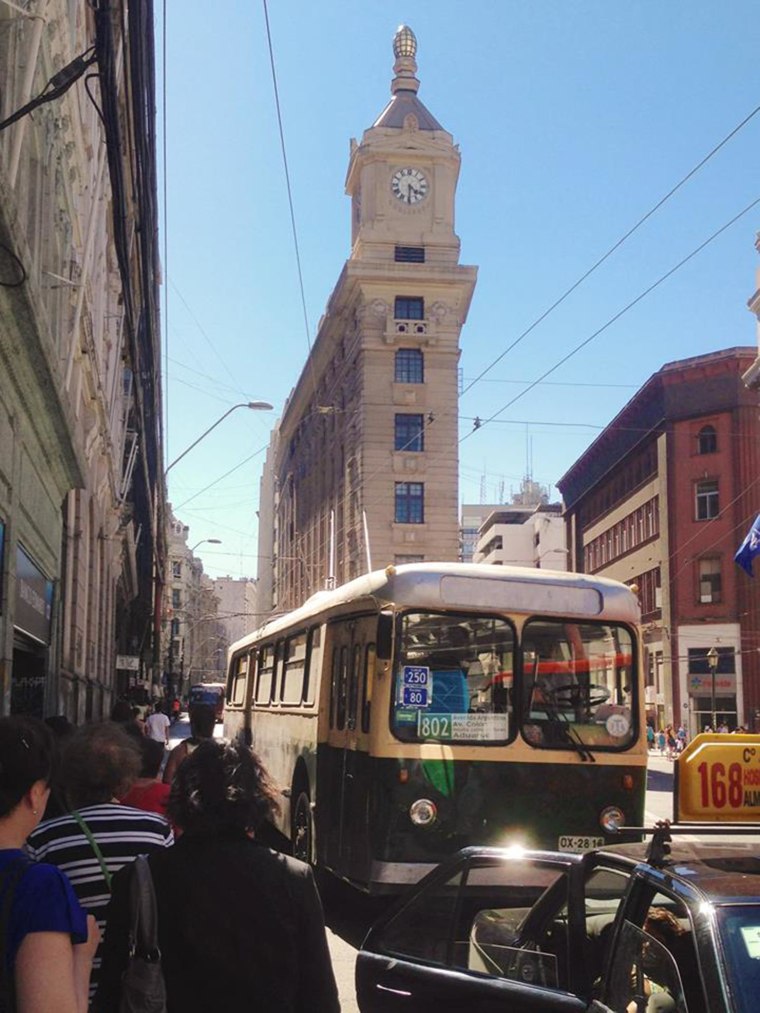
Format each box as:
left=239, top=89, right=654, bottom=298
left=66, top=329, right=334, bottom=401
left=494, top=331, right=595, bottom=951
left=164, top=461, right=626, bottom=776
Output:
left=224, top=562, right=646, bottom=891
left=355, top=732, right=760, bottom=1012
left=188, top=681, right=225, bottom=722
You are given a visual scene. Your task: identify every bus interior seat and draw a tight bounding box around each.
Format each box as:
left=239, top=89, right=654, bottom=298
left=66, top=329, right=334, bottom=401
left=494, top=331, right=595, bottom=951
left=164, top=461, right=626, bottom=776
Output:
left=430, top=669, right=468, bottom=714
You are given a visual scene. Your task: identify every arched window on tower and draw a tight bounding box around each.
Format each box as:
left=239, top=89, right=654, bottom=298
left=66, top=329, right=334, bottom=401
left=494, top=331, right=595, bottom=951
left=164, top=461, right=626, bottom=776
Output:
left=697, top=425, right=717, bottom=455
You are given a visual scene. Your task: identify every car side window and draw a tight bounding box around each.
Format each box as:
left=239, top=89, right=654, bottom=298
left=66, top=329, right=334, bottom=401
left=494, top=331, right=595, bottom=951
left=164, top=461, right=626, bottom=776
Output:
left=376, top=857, right=573, bottom=992
left=604, top=888, right=705, bottom=1013
left=606, top=919, right=690, bottom=1013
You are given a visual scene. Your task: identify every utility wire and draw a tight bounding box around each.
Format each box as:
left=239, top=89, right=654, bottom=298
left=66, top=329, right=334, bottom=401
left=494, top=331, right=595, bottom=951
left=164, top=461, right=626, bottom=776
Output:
left=461, top=101, right=760, bottom=398
left=0, top=49, right=97, bottom=132
left=462, top=194, right=760, bottom=443
left=261, top=0, right=319, bottom=403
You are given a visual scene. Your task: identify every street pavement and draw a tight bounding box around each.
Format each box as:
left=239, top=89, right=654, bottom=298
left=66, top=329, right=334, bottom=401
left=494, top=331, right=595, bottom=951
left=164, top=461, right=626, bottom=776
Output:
left=164, top=719, right=676, bottom=1011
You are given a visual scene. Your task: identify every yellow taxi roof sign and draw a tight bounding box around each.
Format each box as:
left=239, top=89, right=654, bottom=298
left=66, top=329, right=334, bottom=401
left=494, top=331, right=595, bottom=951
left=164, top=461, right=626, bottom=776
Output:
left=675, top=732, right=760, bottom=823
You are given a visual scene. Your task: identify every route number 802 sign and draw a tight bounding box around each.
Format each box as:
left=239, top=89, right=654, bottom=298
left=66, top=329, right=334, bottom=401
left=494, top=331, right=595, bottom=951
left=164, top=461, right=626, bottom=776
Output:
left=675, top=733, right=760, bottom=821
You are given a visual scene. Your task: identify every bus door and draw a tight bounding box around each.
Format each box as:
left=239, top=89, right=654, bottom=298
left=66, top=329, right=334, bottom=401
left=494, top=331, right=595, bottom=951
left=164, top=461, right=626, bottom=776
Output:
left=328, top=615, right=375, bottom=879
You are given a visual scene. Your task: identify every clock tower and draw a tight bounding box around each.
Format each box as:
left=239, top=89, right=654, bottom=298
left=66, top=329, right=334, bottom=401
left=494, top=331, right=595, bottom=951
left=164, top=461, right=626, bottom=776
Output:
left=268, top=27, right=477, bottom=611
left=345, top=25, right=463, bottom=265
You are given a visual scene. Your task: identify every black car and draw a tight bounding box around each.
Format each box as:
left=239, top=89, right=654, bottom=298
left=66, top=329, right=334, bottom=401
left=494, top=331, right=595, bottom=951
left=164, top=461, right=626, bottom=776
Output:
left=355, top=833, right=760, bottom=1012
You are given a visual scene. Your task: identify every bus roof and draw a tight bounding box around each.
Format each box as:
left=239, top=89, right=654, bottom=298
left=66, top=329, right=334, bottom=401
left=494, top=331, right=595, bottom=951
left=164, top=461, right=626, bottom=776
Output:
left=229, top=562, right=640, bottom=656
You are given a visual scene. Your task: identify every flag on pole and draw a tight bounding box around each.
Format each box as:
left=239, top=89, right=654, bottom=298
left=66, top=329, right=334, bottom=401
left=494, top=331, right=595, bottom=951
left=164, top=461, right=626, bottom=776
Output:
left=735, top=514, right=760, bottom=576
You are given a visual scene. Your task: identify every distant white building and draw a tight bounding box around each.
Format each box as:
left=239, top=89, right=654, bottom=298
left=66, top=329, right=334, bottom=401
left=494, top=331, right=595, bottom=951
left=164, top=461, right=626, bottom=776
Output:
left=460, top=504, right=505, bottom=562
left=474, top=505, right=567, bottom=570
left=213, top=578, right=259, bottom=647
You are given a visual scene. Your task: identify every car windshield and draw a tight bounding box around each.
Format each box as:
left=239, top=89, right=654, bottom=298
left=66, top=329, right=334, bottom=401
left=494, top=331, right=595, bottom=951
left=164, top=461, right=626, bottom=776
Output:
left=714, top=905, right=760, bottom=1011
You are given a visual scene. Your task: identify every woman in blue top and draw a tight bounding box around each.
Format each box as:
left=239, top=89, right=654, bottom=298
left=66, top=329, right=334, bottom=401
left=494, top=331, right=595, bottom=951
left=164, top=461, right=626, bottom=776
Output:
left=0, top=716, right=99, bottom=1012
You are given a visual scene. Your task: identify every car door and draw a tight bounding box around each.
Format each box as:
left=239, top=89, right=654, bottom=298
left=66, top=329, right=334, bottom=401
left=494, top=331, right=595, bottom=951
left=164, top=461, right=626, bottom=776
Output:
left=356, top=849, right=591, bottom=1013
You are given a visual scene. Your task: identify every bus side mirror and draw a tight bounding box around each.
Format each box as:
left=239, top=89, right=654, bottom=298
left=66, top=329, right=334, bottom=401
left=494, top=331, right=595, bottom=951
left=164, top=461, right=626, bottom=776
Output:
left=377, top=611, right=394, bottom=661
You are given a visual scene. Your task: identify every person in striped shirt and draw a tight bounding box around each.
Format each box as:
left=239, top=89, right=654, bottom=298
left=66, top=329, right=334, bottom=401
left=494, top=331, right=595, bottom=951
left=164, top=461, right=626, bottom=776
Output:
left=26, top=721, right=173, bottom=997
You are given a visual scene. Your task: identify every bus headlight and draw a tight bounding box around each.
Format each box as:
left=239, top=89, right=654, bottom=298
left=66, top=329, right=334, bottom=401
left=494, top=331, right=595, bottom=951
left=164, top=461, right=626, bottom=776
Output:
left=409, top=799, right=437, bottom=827
left=600, top=806, right=625, bottom=833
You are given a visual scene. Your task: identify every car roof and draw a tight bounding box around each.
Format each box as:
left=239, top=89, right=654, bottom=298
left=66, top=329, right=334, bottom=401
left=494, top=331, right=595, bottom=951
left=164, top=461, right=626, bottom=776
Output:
left=456, top=842, right=760, bottom=906
left=598, top=841, right=760, bottom=904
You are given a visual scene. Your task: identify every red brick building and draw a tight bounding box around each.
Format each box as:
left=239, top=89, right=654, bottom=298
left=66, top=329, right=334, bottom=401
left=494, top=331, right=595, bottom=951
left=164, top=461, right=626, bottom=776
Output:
left=558, top=348, right=760, bottom=733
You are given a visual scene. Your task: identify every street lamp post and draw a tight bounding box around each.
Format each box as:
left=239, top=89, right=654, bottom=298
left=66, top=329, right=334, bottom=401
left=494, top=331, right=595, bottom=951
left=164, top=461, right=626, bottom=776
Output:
left=707, top=646, right=719, bottom=731
left=190, top=538, right=222, bottom=554
left=165, top=401, right=273, bottom=474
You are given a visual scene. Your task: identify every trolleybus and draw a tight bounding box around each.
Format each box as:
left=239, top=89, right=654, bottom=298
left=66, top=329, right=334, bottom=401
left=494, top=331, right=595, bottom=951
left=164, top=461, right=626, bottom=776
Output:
left=224, top=563, right=646, bottom=891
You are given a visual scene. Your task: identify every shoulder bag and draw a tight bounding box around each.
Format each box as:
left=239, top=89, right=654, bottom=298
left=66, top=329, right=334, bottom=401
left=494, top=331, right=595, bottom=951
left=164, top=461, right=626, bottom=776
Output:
left=119, top=855, right=167, bottom=1013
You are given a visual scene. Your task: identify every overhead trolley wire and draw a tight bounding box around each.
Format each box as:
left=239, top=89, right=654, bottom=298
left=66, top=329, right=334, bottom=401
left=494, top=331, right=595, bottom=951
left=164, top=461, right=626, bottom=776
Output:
left=461, top=194, right=760, bottom=444
left=461, top=101, right=760, bottom=399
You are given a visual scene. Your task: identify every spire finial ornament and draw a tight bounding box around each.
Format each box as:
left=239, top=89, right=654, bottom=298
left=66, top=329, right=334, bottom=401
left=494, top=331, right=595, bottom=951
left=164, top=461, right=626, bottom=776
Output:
left=391, top=25, right=420, bottom=95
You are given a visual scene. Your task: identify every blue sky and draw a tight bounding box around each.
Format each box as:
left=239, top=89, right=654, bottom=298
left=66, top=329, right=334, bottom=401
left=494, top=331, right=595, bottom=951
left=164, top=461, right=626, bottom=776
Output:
left=158, top=1, right=760, bottom=581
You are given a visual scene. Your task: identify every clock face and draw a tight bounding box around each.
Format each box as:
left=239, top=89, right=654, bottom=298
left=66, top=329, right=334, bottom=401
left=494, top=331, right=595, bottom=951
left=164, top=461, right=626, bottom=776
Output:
left=391, top=167, right=429, bottom=205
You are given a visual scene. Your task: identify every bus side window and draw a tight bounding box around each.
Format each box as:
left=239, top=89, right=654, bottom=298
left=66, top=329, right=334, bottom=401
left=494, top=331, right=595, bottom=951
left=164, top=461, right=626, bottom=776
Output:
left=256, top=644, right=275, bottom=705
left=227, top=652, right=248, bottom=707
left=330, top=646, right=340, bottom=728
left=281, top=631, right=307, bottom=705
left=362, top=644, right=375, bottom=733
left=304, top=626, right=322, bottom=706
left=347, top=644, right=361, bottom=730
left=337, top=645, right=348, bottom=730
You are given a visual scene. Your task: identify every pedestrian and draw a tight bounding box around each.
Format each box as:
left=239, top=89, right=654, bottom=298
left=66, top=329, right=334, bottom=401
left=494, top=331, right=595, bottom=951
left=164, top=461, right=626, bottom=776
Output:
left=162, top=702, right=215, bottom=784
left=26, top=721, right=173, bottom=999
left=119, top=736, right=171, bottom=818
left=171, top=696, right=181, bottom=724
left=646, top=724, right=655, bottom=751
left=145, top=700, right=171, bottom=746
left=96, top=739, right=340, bottom=1012
left=0, top=716, right=100, bottom=1012
left=657, top=729, right=666, bottom=754
left=665, top=725, right=677, bottom=758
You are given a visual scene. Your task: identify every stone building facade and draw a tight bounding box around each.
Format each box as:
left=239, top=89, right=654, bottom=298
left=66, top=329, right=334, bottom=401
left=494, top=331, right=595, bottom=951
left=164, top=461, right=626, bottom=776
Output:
left=260, top=27, right=477, bottom=614
left=0, top=1, right=164, bottom=719
left=558, top=348, right=760, bottom=734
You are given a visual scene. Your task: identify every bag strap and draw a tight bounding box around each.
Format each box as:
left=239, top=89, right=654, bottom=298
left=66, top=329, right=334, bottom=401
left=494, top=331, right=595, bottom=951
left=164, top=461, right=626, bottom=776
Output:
left=0, top=857, right=31, bottom=1008
left=71, top=811, right=113, bottom=892
left=128, top=855, right=161, bottom=961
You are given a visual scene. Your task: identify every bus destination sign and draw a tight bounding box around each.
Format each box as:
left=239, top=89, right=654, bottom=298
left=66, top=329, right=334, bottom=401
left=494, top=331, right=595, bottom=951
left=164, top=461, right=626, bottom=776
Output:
left=675, top=733, right=760, bottom=822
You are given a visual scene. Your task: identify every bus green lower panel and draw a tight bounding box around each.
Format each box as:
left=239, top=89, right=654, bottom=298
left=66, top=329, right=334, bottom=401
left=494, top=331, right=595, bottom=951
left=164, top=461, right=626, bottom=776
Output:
left=316, top=746, right=645, bottom=887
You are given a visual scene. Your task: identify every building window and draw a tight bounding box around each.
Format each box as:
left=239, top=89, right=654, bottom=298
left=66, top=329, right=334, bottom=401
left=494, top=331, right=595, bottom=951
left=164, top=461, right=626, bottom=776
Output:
left=395, top=482, right=424, bottom=523
left=395, top=413, right=424, bottom=452
left=698, top=425, right=717, bottom=455
left=698, top=557, right=722, bottom=603
left=394, top=296, right=424, bottom=320
left=395, top=246, right=425, bottom=263
left=395, top=348, right=424, bottom=384
left=171, top=589, right=181, bottom=608
left=395, top=554, right=424, bottom=563
left=170, top=618, right=180, bottom=637
left=695, top=479, right=719, bottom=520
left=172, top=561, right=181, bottom=579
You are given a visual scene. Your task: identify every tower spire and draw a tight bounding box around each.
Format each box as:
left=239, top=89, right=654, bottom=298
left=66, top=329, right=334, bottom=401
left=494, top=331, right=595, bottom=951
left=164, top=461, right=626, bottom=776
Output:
left=391, top=25, right=420, bottom=95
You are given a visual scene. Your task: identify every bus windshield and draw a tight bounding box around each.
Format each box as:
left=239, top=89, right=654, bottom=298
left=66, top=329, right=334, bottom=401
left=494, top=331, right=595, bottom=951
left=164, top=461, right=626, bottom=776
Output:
left=392, top=612, right=515, bottom=744
left=391, top=612, right=636, bottom=749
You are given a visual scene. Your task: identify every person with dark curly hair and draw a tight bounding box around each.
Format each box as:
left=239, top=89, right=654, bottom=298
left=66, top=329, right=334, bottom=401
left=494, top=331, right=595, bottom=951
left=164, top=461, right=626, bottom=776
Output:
left=26, top=721, right=173, bottom=999
left=95, top=739, right=340, bottom=1012
left=0, top=716, right=100, bottom=1012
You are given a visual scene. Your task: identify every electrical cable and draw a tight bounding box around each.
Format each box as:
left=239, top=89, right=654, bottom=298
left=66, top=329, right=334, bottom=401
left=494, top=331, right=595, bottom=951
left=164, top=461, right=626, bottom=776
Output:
left=0, top=242, right=26, bottom=287
left=461, top=101, right=760, bottom=399
left=0, top=49, right=97, bottom=132
left=461, top=194, right=760, bottom=443
left=261, top=0, right=318, bottom=403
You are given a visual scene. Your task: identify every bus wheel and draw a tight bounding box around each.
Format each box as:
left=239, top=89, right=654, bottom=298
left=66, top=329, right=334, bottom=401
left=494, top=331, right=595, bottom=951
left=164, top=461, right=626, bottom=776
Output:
left=292, top=791, right=313, bottom=865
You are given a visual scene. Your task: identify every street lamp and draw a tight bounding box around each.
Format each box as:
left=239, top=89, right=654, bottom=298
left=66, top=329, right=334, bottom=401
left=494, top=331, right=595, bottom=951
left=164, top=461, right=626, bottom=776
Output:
left=165, top=401, right=273, bottom=474
left=707, top=646, right=719, bottom=731
left=190, top=538, right=222, bottom=554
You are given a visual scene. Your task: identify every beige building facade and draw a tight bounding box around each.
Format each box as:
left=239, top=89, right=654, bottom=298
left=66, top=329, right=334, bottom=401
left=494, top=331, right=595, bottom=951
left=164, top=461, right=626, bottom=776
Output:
left=0, top=1, right=164, bottom=720
left=264, top=26, right=477, bottom=614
